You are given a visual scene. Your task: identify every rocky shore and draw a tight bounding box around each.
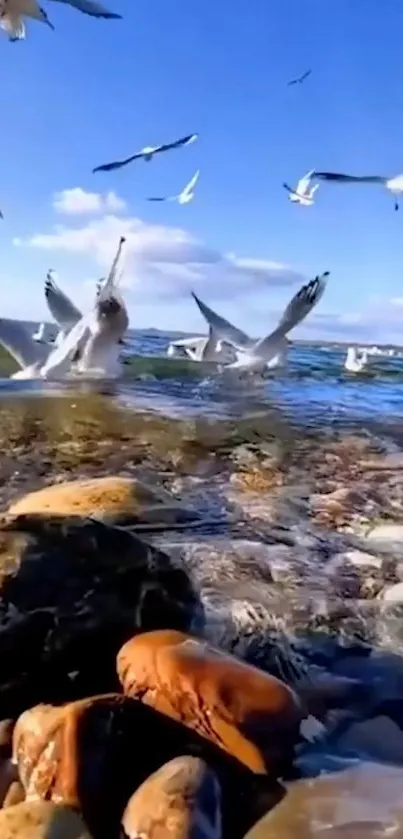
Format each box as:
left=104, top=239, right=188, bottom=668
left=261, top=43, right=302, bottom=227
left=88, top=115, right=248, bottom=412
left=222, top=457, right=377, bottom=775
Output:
left=1, top=393, right=403, bottom=835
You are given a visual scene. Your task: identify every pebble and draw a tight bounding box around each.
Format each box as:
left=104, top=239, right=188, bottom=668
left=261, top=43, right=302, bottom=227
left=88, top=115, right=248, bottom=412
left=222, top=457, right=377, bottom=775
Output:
left=367, top=524, right=403, bottom=544
left=336, top=715, right=403, bottom=764
left=0, top=800, right=92, bottom=838
left=380, top=582, right=403, bottom=602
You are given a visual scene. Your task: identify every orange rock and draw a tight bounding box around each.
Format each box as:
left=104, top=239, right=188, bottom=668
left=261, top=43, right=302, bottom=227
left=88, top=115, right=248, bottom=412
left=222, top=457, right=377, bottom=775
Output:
left=117, top=631, right=302, bottom=774
left=122, top=756, right=222, bottom=839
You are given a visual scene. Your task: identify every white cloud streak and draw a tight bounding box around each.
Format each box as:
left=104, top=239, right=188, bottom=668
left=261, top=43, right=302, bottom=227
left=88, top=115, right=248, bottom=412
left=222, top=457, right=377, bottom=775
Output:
left=52, top=188, right=126, bottom=216
left=14, top=210, right=305, bottom=303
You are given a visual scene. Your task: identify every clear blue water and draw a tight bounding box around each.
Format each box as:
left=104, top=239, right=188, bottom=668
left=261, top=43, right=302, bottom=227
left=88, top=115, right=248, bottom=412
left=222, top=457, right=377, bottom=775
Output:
left=1, top=329, right=403, bottom=439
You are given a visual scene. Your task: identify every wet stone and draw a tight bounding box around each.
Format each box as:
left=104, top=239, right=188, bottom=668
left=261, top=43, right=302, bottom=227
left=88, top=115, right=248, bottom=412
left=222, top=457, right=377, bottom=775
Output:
left=0, top=514, right=202, bottom=717
left=117, top=629, right=302, bottom=774
left=7, top=475, right=198, bottom=528
left=121, top=756, right=222, bottom=839
left=245, top=762, right=403, bottom=839
left=0, top=800, right=92, bottom=838
left=12, top=693, right=276, bottom=839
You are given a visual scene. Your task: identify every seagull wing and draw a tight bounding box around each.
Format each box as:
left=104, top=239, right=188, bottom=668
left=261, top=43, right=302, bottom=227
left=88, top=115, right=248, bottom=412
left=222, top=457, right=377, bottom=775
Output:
left=252, top=272, right=329, bottom=356
left=98, top=236, right=126, bottom=300
left=92, top=151, right=144, bottom=173
left=49, top=0, right=121, bottom=17
left=147, top=197, right=167, bottom=202
left=300, top=69, right=312, bottom=82
left=314, top=171, right=386, bottom=184
left=158, top=133, right=198, bottom=154
left=191, top=292, right=253, bottom=351
left=45, top=273, right=82, bottom=331
left=0, top=318, right=48, bottom=368
left=40, top=313, right=93, bottom=377
left=181, top=169, right=200, bottom=198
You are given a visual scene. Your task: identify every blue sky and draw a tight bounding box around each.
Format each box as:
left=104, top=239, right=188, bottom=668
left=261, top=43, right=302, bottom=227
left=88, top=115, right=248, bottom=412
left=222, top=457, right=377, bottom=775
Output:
left=1, top=0, right=403, bottom=342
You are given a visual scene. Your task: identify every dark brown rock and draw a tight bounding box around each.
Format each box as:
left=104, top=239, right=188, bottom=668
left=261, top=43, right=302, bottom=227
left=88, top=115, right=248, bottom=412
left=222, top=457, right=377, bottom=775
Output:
left=0, top=514, right=203, bottom=717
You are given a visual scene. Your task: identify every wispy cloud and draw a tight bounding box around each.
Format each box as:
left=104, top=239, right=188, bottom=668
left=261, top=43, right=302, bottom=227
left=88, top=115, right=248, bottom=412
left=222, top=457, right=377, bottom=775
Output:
left=14, top=206, right=305, bottom=303
left=52, top=188, right=127, bottom=216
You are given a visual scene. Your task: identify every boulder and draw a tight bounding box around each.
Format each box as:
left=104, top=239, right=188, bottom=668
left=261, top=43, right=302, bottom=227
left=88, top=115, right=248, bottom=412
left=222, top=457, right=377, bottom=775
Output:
left=117, top=630, right=302, bottom=774
left=0, top=514, right=202, bottom=716
left=7, top=476, right=197, bottom=528
left=121, top=756, right=222, bottom=839
left=12, top=693, right=276, bottom=839
left=0, top=800, right=92, bottom=838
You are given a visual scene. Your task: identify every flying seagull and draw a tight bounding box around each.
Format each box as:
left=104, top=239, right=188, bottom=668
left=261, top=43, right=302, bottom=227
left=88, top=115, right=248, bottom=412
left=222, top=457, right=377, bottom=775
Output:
left=313, top=170, right=403, bottom=211
left=0, top=0, right=54, bottom=40
left=92, top=133, right=198, bottom=173
left=0, top=0, right=120, bottom=40
left=190, top=291, right=288, bottom=370
left=45, top=270, right=126, bottom=347
left=224, top=273, right=329, bottom=373
left=147, top=170, right=200, bottom=205
left=283, top=169, right=319, bottom=206
left=287, top=69, right=312, bottom=87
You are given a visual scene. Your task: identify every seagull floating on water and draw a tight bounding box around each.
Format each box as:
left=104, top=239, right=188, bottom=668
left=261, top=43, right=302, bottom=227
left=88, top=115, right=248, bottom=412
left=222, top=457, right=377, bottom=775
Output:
left=0, top=0, right=120, bottom=40
left=283, top=170, right=319, bottom=206
left=190, top=291, right=288, bottom=370
left=147, top=170, right=200, bottom=205
left=344, top=346, right=368, bottom=373
left=313, top=170, right=403, bottom=211
left=167, top=334, right=235, bottom=363
left=287, top=69, right=312, bottom=86
left=92, top=133, right=198, bottom=174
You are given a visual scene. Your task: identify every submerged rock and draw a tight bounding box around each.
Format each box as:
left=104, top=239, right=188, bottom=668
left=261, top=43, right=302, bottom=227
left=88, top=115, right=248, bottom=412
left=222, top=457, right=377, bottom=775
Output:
left=117, top=630, right=302, bottom=774
left=7, top=476, right=198, bottom=529
left=0, top=800, right=92, bottom=838
left=121, top=756, right=222, bottom=839
left=0, top=514, right=202, bottom=716
left=245, top=761, right=403, bottom=838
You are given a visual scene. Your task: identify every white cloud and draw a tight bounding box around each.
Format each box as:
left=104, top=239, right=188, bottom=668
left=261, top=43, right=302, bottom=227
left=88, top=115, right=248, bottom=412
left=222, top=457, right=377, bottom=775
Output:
left=14, top=212, right=305, bottom=303
left=52, top=188, right=126, bottom=216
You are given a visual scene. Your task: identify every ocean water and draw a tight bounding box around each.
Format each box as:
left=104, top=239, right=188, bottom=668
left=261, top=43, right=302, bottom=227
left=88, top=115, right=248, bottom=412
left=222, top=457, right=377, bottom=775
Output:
left=2, top=329, right=402, bottom=439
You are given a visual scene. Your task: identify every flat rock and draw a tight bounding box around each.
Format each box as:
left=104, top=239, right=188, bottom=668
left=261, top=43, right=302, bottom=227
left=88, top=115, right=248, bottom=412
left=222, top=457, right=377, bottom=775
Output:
left=0, top=514, right=202, bottom=717
left=0, top=800, right=92, bottom=838
left=367, top=524, right=403, bottom=544
left=122, top=756, right=222, bottom=839
left=245, top=762, right=403, bottom=838
left=7, top=476, right=197, bottom=528
left=331, top=550, right=383, bottom=570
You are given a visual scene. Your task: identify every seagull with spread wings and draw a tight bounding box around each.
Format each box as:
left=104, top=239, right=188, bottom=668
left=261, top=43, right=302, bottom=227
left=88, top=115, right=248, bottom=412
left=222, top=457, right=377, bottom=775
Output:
left=287, top=69, right=312, bottom=86
left=0, top=0, right=120, bottom=40
left=199, top=274, right=328, bottom=374
left=147, top=170, right=200, bottom=205
left=92, top=133, right=198, bottom=173
left=313, top=170, right=403, bottom=211
left=283, top=169, right=319, bottom=206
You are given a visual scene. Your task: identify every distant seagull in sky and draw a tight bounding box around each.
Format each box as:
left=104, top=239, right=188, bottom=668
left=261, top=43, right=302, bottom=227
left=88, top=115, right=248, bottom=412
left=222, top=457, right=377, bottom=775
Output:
left=287, top=69, right=312, bottom=86
left=313, top=170, right=403, bottom=211
left=92, top=133, right=198, bottom=173
left=147, top=170, right=200, bottom=205
left=283, top=169, right=319, bottom=206
left=0, top=0, right=120, bottom=40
